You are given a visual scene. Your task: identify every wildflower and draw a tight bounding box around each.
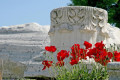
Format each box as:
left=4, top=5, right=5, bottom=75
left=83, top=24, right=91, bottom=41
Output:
left=84, top=41, right=92, bottom=49
left=42, top=60, right=53, bottom=70
left=57, top=50, right=69, bottom=61
left=87, top=48, right=96, bottom=58
left=95, top=41, right=105, bottom=50
left=78, top=48, right=87, bottom=60
left=70, top=59, right=78, bottom=65
left=107, top=52, right=113, bottom=59
left=45, top=46, right=57, bottom=52
left=114, top=51, right=120, bottom=61
left=93, top=49, right=112, bottom=66
left=70, top=44, right=81, bottom=59
left=56, top=61, right=65, bottom=67
left=71, top=44, right=80, bottom=54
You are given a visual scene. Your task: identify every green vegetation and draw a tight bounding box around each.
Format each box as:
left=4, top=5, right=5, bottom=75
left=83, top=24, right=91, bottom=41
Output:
left=69, top=0, right=120, bottom=28
left=56, top=63, right=108, bottom=80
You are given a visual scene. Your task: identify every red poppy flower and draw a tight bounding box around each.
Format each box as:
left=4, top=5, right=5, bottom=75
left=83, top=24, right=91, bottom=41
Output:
left=57, top=50, right=69, bottom=61
left=95, top=41, right=105, bottom=50
left=71, top=52, right=77, bottom=58
left=99, top=59, right=110, bottom=66
left=87, top=48, right=97, bottom=58
left=93, top=49, right=113, bottom=66
left=107, top=52, right=113, bottom=59
left=77, top=48, right=87, bottom=60
left=42, top=60, right=53, bottom=70
left=114, top=51, right=120, bottom=61
left=84, top=41, right=92, bottom=49
left=45, top=46, right=57, bottom=52
left=70, top=59, right=78, bottom=65
left=56, top=61, right=65, bottom=67
left=70, top=44, right=81, bottom=59
left=71, top=44, right=80, bottom=54
left=87, top=47, right=112, bottom=66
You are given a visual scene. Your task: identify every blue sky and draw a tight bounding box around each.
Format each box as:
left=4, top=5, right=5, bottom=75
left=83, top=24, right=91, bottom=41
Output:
left=0, top=0, right=71, bottom=26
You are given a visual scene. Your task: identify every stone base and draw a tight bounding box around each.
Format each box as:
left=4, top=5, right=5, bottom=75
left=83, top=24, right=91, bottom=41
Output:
left=107, top=62, right=120, bottom=80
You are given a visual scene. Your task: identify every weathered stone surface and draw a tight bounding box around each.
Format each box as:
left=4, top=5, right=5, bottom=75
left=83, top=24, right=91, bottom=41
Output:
left=0, top=55, right=26, bottom=78
left=48, top=6, right=120, bottom=79
left=0, top=23, right=50, bottom=78
left=49, top=6, right=120, bottom=50
left=107, top=62, right=120, bottom=80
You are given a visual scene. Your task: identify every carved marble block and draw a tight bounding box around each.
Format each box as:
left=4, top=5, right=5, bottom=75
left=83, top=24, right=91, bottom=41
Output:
left=48, top=6, right=120, bottom=79
left=48, top=6, right=110, bottom=50
left=107, top=62, right=120, bottom=80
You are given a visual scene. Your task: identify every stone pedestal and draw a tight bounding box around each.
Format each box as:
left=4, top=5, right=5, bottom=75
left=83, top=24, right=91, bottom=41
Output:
left=0, top=55, right=26, bottom=79
left=0, top=72, right=2, bottom=80
left=107, top=62, right=120, bottom=80
left=48, top=6, right=109, bottom=50
left=0, top=59, right=2, bottom=80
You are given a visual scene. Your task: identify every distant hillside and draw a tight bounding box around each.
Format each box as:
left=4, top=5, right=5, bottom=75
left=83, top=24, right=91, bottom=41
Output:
left=0, top=23, right=50, bottom=34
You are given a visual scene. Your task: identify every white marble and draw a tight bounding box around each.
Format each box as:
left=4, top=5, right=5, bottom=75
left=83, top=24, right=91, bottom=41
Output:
left=49, top=6, right=120, bottom=50
left=107, top=62, right=120, bottom=80
left=0, top=23, right=50, bottom=78
left=48, top=6, right=120, bottom=79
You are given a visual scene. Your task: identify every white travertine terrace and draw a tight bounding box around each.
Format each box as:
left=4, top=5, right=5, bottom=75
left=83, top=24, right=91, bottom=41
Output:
left=48, top=6, right=120, bottom=50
